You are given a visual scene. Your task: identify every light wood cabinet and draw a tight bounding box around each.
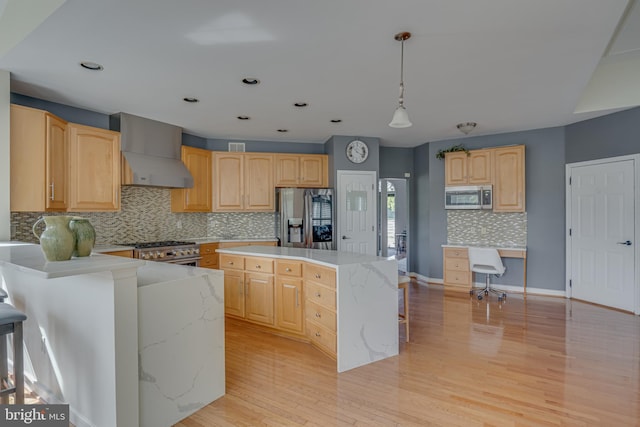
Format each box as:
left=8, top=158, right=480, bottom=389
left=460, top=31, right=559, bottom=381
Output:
left=304, top=263, right=337, bottom=357
left=220, top=254, right=275, bottom=326
left=171, top=146, right=212, bottom=212
left=68, top=123, right=121, bottom=211
left=275, top=154, right=328, bottom=187
left=199, top=242, right=219, bottom=269
left=10, top=104, right=68, bottom=212
left=275, top=260, right=304, bottom=334
left=445, top=150, right=492, bottom=186
left=443, top=247, right=470, bottom=288
left=493, top=145, right=525, bottom=212
left=213, top=152, right=274, bottom=212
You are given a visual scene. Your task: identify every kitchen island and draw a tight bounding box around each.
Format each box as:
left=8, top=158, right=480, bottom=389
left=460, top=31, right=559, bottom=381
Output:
left=0, top=243, right=224, bottom=427
left=216, top=245, right=399, bottom=372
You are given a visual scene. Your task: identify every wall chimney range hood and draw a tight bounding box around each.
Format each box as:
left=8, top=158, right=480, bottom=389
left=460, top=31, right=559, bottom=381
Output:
left=110, top=112, right=194, bottom=188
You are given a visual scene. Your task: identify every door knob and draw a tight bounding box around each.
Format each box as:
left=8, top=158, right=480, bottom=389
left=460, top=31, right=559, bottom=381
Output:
left=342, top=236, right=350, bottom=240
left=617, top=240, right=632, bottom=246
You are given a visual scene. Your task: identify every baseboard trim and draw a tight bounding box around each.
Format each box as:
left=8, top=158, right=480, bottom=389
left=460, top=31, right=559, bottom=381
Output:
left=25, top=378, right=92, bottom=427
left=405, top=272, right=566, bottom=297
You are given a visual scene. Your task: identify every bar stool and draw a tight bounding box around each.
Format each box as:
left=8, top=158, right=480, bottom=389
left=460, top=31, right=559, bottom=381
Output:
left=398, top=275, right=410, bottom=342
left=0, top=302, right=27, bottom=404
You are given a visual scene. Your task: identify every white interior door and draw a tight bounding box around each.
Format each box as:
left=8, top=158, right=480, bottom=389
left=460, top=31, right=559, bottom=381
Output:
left=567, top=157, right=637, bottom=312
left=337, top=170, right=377, bottom=255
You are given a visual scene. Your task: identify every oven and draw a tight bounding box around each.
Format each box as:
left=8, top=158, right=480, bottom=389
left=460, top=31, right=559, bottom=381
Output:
left=123, top=241, right=202, bottom=267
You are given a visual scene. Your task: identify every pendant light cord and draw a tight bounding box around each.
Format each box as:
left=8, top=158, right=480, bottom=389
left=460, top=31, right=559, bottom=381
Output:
left=399, top=37, right=406, bottom=107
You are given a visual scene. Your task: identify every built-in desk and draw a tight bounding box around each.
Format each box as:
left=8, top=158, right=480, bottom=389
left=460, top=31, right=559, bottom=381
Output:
left=442, top=245, right=528, bottom=295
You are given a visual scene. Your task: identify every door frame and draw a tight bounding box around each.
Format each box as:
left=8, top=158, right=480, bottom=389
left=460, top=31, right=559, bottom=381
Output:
left=565, top=154, right=640, bottom=314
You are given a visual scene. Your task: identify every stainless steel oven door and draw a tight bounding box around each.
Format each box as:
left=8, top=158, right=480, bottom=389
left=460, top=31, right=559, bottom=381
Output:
left=165, top=257, right=201, bottom=267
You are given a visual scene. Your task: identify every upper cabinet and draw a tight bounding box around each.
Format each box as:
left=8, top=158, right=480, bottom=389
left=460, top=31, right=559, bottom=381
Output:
left=213, top=152, right=274, bottom=212
left=10, top=104, right=68, bottom=212
left=275, top=154, right=328, bottom=187
left=68, top=123, right=121, bottom=211
left=444, top=144, right=525, bottom=212
left=171, top=146, right=212, bottom=212
left=493, top=145, right=525, bottom=212
left=445, top=150, right=492, bottom=186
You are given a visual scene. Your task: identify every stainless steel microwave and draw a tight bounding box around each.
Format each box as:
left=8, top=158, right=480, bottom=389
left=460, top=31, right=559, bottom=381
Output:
left=445, top=185, right=492, bottom=210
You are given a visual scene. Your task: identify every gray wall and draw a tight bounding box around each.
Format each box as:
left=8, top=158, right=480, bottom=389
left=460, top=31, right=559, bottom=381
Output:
left=414, top=126, right=566, bottom=290
left=325, top=136, right=380, bottom=187
left=201, top=138, right=325, bottom=154
left=380, top=147, right=414, bottom=179
left=566, top=106, right=640, bottom=163
left=12, top=93, right=109, bottom=129
left=410, top=143, right=430, bottom=274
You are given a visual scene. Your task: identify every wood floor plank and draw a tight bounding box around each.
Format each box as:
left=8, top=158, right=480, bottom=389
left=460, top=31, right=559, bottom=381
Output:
left=175, top=280, right=640, bottom=426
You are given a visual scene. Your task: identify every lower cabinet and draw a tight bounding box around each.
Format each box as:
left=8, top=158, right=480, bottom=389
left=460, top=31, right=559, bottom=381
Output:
left=275, top=260, right=304, bottom=334
left=199, top=242, right=219, bottom=269
left=443, top=247, right=470, bottom=288
left=220, top=254, right=275, bottom=327
left=304, top=263, right=337, bottom=358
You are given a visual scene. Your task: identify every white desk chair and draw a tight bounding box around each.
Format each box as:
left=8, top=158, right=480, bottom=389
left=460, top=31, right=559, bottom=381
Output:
left=468, top=247, right=507, bottom=302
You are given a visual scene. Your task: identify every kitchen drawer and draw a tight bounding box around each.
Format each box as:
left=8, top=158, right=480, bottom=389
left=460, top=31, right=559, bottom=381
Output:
left=307, top=319, right=336, bottom=356
left=200, top=242, right=218, bottom=256
left=444, top=270, right=470, bottom=286
left=305, top=300, right=336, bottom=331
left=200, top=256, right=218, bottom=269
left=445, top=257, right=469, bottom=272
left=444, top=247, right=468, bottom=259
left=305, top=281, right=336, bottom=310
left=219, top=254, right=244, bottom=270
left=276, top=260, right=303, bottom=277
left=245, top=256, right=274, bottom=274
left=304, top=263, right=336, bottom=288
left=102, top=250, right=133, bottom=258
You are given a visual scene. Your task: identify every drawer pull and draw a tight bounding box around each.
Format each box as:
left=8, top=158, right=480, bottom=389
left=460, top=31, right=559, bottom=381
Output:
left=315, top=273, right=321, bottom=279
left=315, top=292, right=321, bottom=298
left=285, top=267, right=291, bottom=272
left=256, top=265, right=261, bottom=269
left=315, top=312, right=321, bottom=318
left=228, top=261, right=234, bottom=265
left=315, top=332, right=321, bottom=337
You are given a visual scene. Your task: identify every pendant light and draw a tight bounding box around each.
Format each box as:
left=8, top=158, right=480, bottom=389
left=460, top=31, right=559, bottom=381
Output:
left=389, top=31, right=412, bottom=128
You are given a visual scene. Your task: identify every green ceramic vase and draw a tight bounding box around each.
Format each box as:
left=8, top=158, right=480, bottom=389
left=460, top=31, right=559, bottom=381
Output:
left=32, top=216, right=76, bottom=261
left=69, top=217, right=96, bottom=257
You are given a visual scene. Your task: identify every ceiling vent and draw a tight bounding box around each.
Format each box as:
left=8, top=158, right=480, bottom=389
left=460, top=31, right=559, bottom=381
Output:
left=228, top=142, right=246, bottom=152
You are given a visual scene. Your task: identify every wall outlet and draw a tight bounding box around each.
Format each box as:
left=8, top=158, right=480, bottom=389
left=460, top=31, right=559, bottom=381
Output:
left=481, top=227, right=488, bottom=235
left=176, top=220, right=182, bottom=229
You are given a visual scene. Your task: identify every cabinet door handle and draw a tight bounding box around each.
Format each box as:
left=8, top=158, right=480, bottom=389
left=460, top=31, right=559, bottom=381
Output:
left=50, top=183, right=55, bottom=201
left=315, top=291, right=321, bottom=298
left=315, top=312, right=321, bottom=318
left=295, top=288, right=299, bottom=307
left=315, top=332, right=321, bottom=337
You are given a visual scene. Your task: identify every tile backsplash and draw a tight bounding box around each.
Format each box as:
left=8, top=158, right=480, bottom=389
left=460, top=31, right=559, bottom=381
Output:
left=447, top=210, right=526, bottom=247
left=12, top=186, right=276, bottom=244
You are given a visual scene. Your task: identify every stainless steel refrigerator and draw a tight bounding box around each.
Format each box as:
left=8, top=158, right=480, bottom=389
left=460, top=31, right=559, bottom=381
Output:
left=275, top=188, right=336, bottom=250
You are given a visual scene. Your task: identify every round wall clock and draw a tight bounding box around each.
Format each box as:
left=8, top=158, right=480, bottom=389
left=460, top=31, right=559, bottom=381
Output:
left=346, top=139, right=369, bottom=164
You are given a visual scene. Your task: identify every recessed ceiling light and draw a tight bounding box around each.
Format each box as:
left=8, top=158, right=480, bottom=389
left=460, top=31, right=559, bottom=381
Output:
left=277, top=129, right=288, bottom=133
left=293, top=102, right=308, bottom=108
left=330, top=119, right=342, bottom=123
left=183, top=97, right=199, bottom=103
left=80, top=61, right=103, bottom=71
left=242, top=78, right=260, bottom=85
left=237, top=116, right=251, bottom=120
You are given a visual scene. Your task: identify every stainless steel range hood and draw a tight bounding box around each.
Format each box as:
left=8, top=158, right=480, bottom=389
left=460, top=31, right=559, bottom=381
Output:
left=110, top=112, right=194, bottom=188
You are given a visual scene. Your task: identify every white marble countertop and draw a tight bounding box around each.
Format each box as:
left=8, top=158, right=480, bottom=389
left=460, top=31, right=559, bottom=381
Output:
left=443, top=244, right=527, bottom=251
left=189, top=237, right=277, bottom=244
left=216, top=245, right=392, bottom=268
left=0, top=243, right=144, bottom=279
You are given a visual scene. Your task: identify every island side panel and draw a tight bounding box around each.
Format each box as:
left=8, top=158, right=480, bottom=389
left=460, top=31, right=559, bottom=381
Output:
left=336, top=259, right=399, bottom=372
left=1, top=267, right=140, bottom=427
left=138, top=267, right=225, bottom=427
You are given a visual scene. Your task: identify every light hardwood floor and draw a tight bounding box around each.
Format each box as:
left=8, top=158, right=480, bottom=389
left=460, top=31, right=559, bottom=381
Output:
left=177, top=279, right=640, bottom=426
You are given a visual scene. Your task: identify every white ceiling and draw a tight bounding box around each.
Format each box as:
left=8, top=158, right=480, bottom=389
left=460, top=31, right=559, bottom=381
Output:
left=0, top=0, right=636, bottom=147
